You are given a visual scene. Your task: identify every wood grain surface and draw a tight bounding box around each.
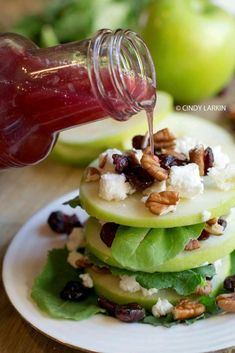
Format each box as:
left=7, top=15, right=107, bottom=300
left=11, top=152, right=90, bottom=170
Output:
left=0, top=80, right=235, bottom=352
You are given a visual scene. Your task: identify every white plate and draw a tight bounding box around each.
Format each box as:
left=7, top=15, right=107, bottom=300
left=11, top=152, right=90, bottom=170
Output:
left=2, top=190, right=235, bottom=353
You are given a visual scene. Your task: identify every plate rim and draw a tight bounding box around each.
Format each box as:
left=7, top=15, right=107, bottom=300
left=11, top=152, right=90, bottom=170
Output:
left=2, top=189, right=235, bottom=353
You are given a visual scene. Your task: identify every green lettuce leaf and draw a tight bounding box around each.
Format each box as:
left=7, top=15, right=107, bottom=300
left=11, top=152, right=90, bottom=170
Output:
left=88, top=251, right=215, bottom=296
left=111, top=223, right=204, bottom=272
left=63, top=195, right=81, bottom=208
left=31, top=248, right=104, bottom=320
left=143, top=312, right=206, bottom=327
left=199, top=296, right=220, bottom=315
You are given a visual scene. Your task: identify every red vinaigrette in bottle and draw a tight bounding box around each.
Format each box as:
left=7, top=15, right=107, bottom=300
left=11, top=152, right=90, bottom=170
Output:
left=0, top=29, right=156, bottom=168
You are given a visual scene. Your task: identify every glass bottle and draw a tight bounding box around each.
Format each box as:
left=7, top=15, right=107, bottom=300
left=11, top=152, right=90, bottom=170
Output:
left=0, top=29, right=156, bottom=168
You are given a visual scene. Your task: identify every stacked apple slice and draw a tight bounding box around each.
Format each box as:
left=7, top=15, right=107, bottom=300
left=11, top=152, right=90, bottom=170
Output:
left=79, top=113, right=235, bottom=323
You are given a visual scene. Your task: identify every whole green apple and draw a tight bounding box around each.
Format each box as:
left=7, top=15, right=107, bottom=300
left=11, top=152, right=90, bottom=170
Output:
left=141, top=0, right=235, bottom=103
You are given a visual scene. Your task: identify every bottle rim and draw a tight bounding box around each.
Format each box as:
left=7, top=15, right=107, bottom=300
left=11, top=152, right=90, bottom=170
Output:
left=88, top=28, right=156, bottom=121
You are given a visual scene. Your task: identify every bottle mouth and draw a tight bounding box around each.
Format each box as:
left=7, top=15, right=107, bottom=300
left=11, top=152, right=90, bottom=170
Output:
left=88, top=29, right=156, bottom=121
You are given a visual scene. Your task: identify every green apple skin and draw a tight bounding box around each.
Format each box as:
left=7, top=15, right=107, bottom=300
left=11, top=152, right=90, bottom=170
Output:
left=141, top=0, right=235, bottom=103
left=85, top=215, right=235, bottom=273
left=87, top=255, right=230, bottom=310
left=80, top=113, right=235, bottom=229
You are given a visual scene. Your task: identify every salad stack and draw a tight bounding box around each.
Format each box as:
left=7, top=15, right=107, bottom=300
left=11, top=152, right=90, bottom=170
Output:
left=32, top=112, right=235, bottom=326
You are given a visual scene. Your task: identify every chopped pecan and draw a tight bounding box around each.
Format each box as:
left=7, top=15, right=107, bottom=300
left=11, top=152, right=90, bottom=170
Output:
left=132, top=135, right=145, bottom=149
left=189, top=145, right=205, bottom=176
left=141, top=152, right=168, bottom=181
left=216, top=293, right=235, bottom=313
left=207, top=217, right=218, bottom=225
left=204, top=222, right=224, bottom=235
left=99, top=154, right=107, bottom=168
left=184, top=239, right=200, bottom=251
left=75, top=256, right=92, bottom=268
left=153, top=128, right=176, bottom=150
left=172, top=299, right=205, bottom=320
left=91, top=265, right=111, bottom=274
left=84, top=167, right=100, bottom=182
left=194, top=281, right=212, bottom=296
left=145, top=191, right=179, bottom=216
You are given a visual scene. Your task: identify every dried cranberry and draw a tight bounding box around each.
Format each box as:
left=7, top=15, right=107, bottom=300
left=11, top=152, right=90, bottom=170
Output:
left=100, top=222, right=119, bottom=247
left=60, top=281, right=91, bottom=301
left=132, top=135, right=145, bottom=149
left=112, top=154, right=130, bottom=173
left=159, top=154, right=187, bottom=170
left=48, top=211, right=81, bottom=235
left=218, top=217, right=227, bottom=230
left=224, top=275, right=235, bottom=291
left=125, top=166, right=154, bottom=190
left=115, top=303, right=145, bottom=322
left=98, top=297, right=116, bottom=316
left=198, top=229, right=210, bottom=241
left=204, top=147, right=214, bottom=175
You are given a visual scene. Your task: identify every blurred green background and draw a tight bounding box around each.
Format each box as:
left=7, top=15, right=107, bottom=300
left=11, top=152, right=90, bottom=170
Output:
left=0, top=0, right=235, bottom=167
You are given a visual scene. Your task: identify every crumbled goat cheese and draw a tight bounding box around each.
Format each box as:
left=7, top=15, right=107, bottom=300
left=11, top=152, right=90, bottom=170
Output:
left=99, top=173, right=135, bottom=201
left=201, top=210, right=212, bottom=222
left=152, top=298, right=173, bottom=318
left=79, top=273, right=93, bottom=288
left=119, top=276, right=141, bottom=292
left=212, top=146, right=230, bottom=168
left=207, top=164, right=235, bottom=190
left=168, top=163, right=204, bottom=198
left=99, top=148, right=122, bottom=172
left=142, top=181, right=167, bottom=196
left=67, top=251, right=84, bottom=268
left=141, top=196, right=148, bottom=203
left=119, top=276, right=158, bottom=297
left=66, top=228, right=85, bottom=251
left=141, top=287, right=159, bottom=297
left=175, top=136, right=202, bottom=157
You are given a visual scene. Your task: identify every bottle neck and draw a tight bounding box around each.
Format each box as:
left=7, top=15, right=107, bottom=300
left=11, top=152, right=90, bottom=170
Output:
left=88, top=29, right=156, bottom=121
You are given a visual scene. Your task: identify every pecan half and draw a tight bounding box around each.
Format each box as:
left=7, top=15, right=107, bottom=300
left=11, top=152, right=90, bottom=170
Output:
left=153, top=128, right=176, bottom=150
left=145, top=191, right=179, bottom=216
left=216, top=293, right=235, bottom=313
left=194, top=281, right=212, bottom=296
left=84, top=167, right=100, bottom=182
left=189, top=145, right=205, bottom=176
left=172, top=299, right=205, bottom=320
left=141, top=152, right=168, bottom=181
left=184, top=239, right=200, bottom=251
left=75, top=256, right=92, bottom=268
left=207, top=217, right=218, bottom=225
left=204, top=222, right=224, bottom=236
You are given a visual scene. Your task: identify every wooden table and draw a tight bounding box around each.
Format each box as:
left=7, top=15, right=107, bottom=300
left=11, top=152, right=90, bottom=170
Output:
left=0, top=81, right=235, bottom=353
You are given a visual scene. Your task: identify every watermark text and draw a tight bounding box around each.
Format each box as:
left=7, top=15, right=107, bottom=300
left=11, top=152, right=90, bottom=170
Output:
left=175, top=104, right=227, bottom=112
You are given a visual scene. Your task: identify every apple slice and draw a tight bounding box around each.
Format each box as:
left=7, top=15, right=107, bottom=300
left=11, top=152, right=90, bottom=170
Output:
left=87, top=255, right=231, bottom=310
left=85, top=213, right=235, bottom=272
left=80, top=113, right=235, bottom=227
left=52, top=91, right=172, bottom=165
